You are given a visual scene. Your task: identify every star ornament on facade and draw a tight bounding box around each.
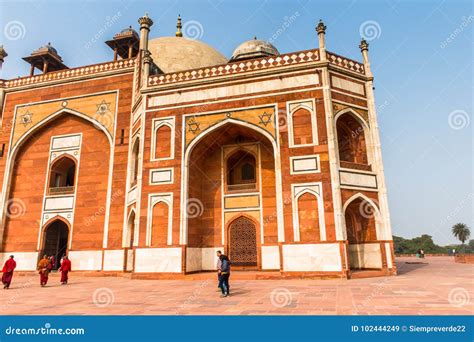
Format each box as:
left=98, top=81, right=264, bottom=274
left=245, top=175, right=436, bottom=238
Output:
left=187, top=118, right=200, bottom=134
left=20, top=110, right=33, bottom=127
left=96, top=99, right=111, bottom=115
left=258, top=111, right=273, bottom=126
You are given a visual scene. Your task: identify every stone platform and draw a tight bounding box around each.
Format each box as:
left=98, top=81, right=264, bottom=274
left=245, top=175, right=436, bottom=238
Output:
left=0, top=257, right=472, bottom=315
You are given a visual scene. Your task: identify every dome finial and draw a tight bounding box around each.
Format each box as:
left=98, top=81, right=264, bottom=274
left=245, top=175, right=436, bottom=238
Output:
left=176, top=14, right=183, bottom=37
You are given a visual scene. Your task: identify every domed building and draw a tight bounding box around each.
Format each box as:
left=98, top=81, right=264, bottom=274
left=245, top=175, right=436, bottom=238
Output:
left=0, top=15, right=395, bottom=279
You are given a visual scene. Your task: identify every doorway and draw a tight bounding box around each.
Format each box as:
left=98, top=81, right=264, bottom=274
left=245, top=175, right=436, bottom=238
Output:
left=42, top=220, right=69, bottom=270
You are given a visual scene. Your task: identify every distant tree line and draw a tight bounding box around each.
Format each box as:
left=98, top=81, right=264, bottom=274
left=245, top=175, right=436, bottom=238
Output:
left=393, top=223, right=472, bottom=255
left=394, top=236, right=474, bottom=255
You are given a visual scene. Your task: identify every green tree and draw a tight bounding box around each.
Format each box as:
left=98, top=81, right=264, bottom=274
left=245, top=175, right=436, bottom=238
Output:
left=452, top=223, right=471, bottom=244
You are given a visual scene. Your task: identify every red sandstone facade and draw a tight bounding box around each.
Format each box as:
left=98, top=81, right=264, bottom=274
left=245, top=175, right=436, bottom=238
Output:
left=0, top=16, right=396, bottom=278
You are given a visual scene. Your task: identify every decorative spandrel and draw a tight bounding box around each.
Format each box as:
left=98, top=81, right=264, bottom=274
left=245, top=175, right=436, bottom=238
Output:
left=184, top=106, right=277, bottom=148
left=11, top=91, right=118, bottom=152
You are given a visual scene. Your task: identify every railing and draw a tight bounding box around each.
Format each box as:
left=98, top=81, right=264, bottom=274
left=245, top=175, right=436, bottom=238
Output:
left=3, top=58, right=135, bottom=88
left=49, top=186, right=75, bottom=195
left=327, top=51, right=365, bottom=74
left=227, top=183, right=257, bottom=192
left=148, top=49, right=320, bottom=86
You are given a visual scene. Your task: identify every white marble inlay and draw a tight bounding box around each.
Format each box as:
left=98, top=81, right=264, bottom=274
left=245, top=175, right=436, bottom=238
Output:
left=331, top=75, right=365, bottom=95
left=68, top=250, right=103, bottom=271
left=149, top=73, right=320, bottom=107
left=134, top=248, right=182, bottom=273
left=261, top=246, right=280, bottom=270
left=44, top=196, right=74, bottom=211
left=290, top=155, right=320, bottom=174
left=348, top=243, right=382, bottom=269
left=0, top=252, right=38, bottom=271
left=340, top=170, right=377, bottom=189
left=103, top=250, right=125, bottom=271
left=150, top=168, right=173, bottom=184
left=51, top=135, right=81, bottom=150
left=282, top=243, right=342, bottom=272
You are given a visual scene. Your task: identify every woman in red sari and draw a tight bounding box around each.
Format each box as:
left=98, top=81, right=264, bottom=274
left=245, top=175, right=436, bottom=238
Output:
left=59, top=256, right=71, bottom=284
left=37, top=255, right=51, bottom=287
left=2, top=255, right=16, bottom=289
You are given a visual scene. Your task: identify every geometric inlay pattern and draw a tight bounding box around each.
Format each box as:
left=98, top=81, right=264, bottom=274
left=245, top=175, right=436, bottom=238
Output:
left=229, top=216, right=257, bottom=266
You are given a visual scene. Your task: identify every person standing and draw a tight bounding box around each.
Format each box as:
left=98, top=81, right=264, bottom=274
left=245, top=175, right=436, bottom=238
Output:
left=59, top=256, right=71, bottom=285
left=2, top=255, right=16, bottom=289
left=50, top=255, right=55, bottom=270
left=37, top=255, right=51, bottom=287
left=218, top=254, right=231, bottom=297
left=216, top=250, right=222, bottom=291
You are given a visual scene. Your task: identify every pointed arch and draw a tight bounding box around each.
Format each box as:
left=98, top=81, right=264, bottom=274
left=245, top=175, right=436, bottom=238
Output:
left=154, top=123, right=172, bottom=159
left=291, top=184, right=326, bottom=242
left=40, top=217, right=70, bottom=269
left=334, top=107, right=369, bottom=131
left=225, top=149, right=257, bottom=192
left=342, top=192, right=381, bottom=242
left=286, top=99, right=318, bottom=147
left=0, top=109, right=115, bottom=249
left=181, top=117, right=284, bottom=245
left=124, top=208, right=137, bottom=248
left=334, top=108, right=371, bottom=167
left=48, top=154, right=77, bottom=193
left=226, top=214, right=259, bottom=267
left=129, top=136, right=140, bottom=187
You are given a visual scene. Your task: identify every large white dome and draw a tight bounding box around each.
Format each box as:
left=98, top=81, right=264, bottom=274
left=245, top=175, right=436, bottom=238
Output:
left=148, top=36, right=228, bottom=73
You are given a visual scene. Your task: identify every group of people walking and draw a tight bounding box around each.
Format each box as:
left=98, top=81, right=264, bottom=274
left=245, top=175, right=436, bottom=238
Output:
left=216, top=250, right=231, bottom=297
left=4, top=251, right=230, bottom=293
left=1, top=254, right=71, bottom=289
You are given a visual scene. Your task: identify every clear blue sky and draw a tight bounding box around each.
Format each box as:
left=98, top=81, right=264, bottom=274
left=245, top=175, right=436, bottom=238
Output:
left=1, top=0, right=472, bottom=245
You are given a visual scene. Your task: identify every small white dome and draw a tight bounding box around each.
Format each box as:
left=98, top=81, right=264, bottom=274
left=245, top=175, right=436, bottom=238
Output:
left=230, top=38, right=279, bottom=61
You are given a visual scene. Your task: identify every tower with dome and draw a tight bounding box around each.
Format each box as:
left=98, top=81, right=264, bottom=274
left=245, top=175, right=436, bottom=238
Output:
left=0, top=15, right=395, bottom=279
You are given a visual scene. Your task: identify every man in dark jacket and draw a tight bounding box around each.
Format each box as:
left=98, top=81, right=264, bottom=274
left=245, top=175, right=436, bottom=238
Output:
left=216, top=250, right=222, bottom=291
left=218, top=254, right=231, bottom=297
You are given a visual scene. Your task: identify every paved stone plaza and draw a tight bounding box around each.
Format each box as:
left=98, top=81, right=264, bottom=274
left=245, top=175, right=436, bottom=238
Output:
left=1, top=257, right=472, bottom=315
